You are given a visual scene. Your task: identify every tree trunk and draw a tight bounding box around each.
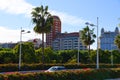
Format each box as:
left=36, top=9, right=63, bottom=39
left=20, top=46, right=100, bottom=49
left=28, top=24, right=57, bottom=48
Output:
left=87, top=44, right=90, bottom=63
left=42, top=33, right=44, bottom=64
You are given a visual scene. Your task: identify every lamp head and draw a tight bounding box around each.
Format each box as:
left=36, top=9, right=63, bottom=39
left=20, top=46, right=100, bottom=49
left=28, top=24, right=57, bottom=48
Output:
left=21, top=30, right=25, bottom=32
left=85, top=22, right=89, bottom=25
left=27, top=31, right=31, bottom=33
left=90, top=24, right=95, bottom=26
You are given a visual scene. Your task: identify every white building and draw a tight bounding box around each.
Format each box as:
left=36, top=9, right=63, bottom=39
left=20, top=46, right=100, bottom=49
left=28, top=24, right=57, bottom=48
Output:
left=99, top=27, right=119, bottom=50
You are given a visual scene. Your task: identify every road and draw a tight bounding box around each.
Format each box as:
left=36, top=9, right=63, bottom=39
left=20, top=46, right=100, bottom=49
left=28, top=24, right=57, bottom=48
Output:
left=0, top=70, right=45, bottom=74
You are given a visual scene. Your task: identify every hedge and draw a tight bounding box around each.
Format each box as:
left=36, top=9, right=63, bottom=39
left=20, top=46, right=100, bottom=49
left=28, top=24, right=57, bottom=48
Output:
left=0, top=68, right=120, bottom=80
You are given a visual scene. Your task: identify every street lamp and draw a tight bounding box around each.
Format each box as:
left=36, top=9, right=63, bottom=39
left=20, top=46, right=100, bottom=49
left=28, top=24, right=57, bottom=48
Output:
left=19, top=27, right=30, bottom=70
left=85, top=17, right=99, bottom=69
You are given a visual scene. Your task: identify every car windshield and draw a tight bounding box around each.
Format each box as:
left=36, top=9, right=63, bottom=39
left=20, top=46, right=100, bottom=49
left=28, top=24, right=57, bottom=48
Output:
left=48, top=66, right=65, bottom=71
left=48, top=67, right=57, bottom=71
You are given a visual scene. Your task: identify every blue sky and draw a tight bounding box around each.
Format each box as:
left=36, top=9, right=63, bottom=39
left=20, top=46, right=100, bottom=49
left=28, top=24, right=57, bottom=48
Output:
left=0, top=0, right=120, bottom=49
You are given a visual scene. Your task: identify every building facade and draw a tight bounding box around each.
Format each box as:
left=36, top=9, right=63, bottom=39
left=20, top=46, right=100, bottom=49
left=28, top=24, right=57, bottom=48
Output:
left=99, top=27, right=119, bottom=50
left=52, top=32, right=87, bottom=50
left=46, top=16, right=61, bottom=47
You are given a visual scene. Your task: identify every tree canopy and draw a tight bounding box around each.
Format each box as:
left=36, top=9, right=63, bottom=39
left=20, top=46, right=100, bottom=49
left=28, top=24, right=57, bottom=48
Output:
left=115, top=35, right=120, bottom=49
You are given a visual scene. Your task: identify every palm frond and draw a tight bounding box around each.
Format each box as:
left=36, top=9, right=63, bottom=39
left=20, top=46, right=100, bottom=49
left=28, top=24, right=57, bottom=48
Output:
left=31, top=5, right=53, bottom=34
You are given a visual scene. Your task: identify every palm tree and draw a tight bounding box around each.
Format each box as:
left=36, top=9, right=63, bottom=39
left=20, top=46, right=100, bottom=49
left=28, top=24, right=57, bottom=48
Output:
left=31, top=5, right=53, bottom=63
left=115, top=35, right=120, bottom=49
left=80, top=26, right=96, bottom=62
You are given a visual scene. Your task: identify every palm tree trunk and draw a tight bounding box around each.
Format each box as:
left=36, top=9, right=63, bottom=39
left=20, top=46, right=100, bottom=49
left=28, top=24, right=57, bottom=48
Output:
left=88, top=44, right=90, bottom=63
left=89, top=45, right=90, bottom=57
left=42, top=33, right=44, bottom=64
left=88, top=30, right=90, bottom=63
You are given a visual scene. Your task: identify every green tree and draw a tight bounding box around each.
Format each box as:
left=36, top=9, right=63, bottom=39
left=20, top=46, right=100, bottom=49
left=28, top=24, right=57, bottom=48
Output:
left=14, top=42, right=36, bottom=63
left=115, top=35, right=120, bottom=49
left=58, top=50, right=76, bottom=63
left=80, top=26, right=96, bottom=62
left=35, top=48, right=42, bottom=63
left=31, top=5, right=53, bottom=63
left=80, top=50, right=89, bottom=63
left=99, top=50, right=110, bottom=63
left=112, top=50, right=120, bottom=64
left=35, top=47, right=60, bottom=63
left=0, top=50, right=16, bottom=63
left=44, top=47, right=58, bottom=63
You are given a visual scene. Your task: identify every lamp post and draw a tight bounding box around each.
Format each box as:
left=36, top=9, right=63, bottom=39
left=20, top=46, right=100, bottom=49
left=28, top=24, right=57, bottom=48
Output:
left=111, top=44, right=113, bottom=66
left=77, top=30, right=82, bottom=65
left=85, top=17, right=99, bottom=69
left=111, top=50, right=113, bottom=66
left=96, top=17, right=99, bottom=69
left=19, top=27, right=30, bottom=70
left=77, top=33, right=80, bottom=65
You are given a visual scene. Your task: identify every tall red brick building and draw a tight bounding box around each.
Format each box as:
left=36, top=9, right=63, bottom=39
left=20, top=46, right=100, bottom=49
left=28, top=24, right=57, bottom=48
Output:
left=46, top=16, right=61, bottom=47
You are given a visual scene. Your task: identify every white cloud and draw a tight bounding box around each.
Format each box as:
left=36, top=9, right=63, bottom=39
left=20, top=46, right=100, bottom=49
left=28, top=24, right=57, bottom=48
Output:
left=0, top=26, right=41, bottom=43
left=0, top=0, right=87, bottom=26
left=0, top=27, right=19, bottom=42
left=0, top=0, right=33, bottom=14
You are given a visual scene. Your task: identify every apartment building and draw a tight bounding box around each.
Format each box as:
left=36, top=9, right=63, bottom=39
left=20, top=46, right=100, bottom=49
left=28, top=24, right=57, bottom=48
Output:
left=46, top=16, right=61, bottom=47
left=52, top=32, right=87, bottom=50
